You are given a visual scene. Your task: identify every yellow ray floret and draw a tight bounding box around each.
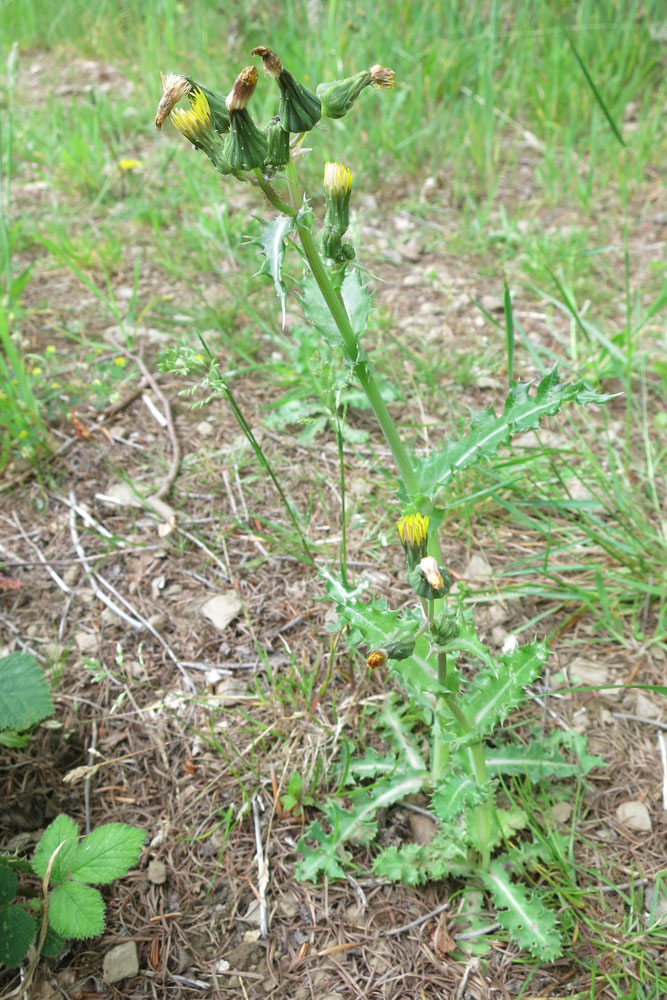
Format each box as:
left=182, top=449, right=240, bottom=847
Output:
left=170, top=88, right=211, bottom=141
left=397, top=513, right=429, bottom=550
left=323, top=161, right=352, bottom=196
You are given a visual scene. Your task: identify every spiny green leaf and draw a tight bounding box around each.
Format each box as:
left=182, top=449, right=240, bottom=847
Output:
left=481, top=863, right=563, bottom=960
left=68, top=823, right=145, bottom=885
left=483, top=729, right=604, bottom=781
left=432, top=775, right=488, bottom=823
left=253, top=214, right=295, bottom=324
left=48, top=882, right=105, bottom=940
left=323, top=770, right=428, bottom=847
left=373, top=829, right=469, bottom=885
left=0, top=905, right=36, bottom=967
left=346, top=748, right=399, bottom=784
left=0, top=652, right=54, bottom=733
left=32, top=815, right=80, bottom=884
left=453, top=640, right=549, bottom=749
left=413, top=369, right=613, bottom=496
left=300, top=267, right=371, bottom=354
left=323, top=573, right=441, bottom=698
left=296, top=821, right=352, bottom=882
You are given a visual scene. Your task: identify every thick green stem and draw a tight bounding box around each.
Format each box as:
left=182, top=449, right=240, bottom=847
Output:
left=432, top=651, right=450, bottom=783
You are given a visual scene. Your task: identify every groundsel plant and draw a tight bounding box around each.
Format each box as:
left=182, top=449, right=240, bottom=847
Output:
left=155, top=49, right=610, bottom=959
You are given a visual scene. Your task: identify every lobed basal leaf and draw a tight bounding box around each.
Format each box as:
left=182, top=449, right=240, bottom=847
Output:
left=480, top=862, right=563, bottom=960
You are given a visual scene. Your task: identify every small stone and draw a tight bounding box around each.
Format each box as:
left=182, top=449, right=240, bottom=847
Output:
left=616, top=800, right=652, bottom=832
left=551, top=801, right=573, bottom=824
left=148, top=860, right=167, bottom=885
left=480, top=293, right=504, bottom=312
left=75, top=630, right=98, bottom=653
left=102, top=941, right=139, bottom=983
left=201, top=592, right=243, bottom=632
left=197, top=420, right=213, bottom=437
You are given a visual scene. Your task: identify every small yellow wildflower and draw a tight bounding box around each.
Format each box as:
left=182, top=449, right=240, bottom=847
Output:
left=171, top=88, right=212, bottom=142
left=45, top=345, right=56, bottom=356
left=114, top=356, right=128, bottom=368
left=118, top=158, right=143, bottom=171
left=397, top=513, right=429, bottom=550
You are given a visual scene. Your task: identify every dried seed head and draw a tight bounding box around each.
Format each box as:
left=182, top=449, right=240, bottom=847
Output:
left=250, top=45, right=283, bottom=79
left=419, top=556, right=445, bottom=592
left=369, top=65, right=396, bottom=88
left=226, top=66, right=259, bottom=111
left=155, top=72, right=192, bottom=129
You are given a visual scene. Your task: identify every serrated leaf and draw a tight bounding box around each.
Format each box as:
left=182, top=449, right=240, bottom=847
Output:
left=300, top=268, right=371, bottom=357
left=432, top=775, right=487, bottom=822
left=296, top=821, right=351, bottom=882
left=324, top=770, right=428, bottom=847
left=481, top=863, right=562, bottom=960
left=414, top=369, right=613, bottom=496
left=374, top=829, right=469, bottom=885
left=483, top=729, right=604, bottom=781
left=0, top=905, right=36, bottom=966
left=0, top=862, right=18, bottom=905
left=32, top=814, right=80, bottom=883
left=48, top=882, right=105, bottom=939
left=454, top=640, right=548, bottom=749
left=253, top=214, right=295, bottom=325
left=323, top=572, right=441, bottom=698
left=0, top=652, right=53, bottom=732
left=68, top=823, right=145, bottom=885
left=346, top=748, right=399, bottom=783
left=41, top=923, right=66, bottom=957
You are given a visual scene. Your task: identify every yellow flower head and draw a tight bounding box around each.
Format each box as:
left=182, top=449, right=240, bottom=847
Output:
left=119, top=158, right=143, bottom=171
left=397, top=513, right=429, bottom=552
left=323, top=161, right=352, bottom=197
left=170, top=88, right=212, bottom=142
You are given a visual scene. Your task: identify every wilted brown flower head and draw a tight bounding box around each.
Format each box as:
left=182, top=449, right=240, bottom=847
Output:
left=419, top=556, right=445, bottom=592
left=155, top=72, right=192, bottom=129
left=369, top=65, right=396, bottom=88
left=250, top=45, right=283, bottom=79
left=226, top=66, right=259, bottom=112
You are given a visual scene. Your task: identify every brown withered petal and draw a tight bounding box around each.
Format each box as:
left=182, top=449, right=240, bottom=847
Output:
left=369, top=64, right=396, bottom=89
left=366, top=649, right=388, bottom=670
left=226, top=66, right=259, bottom=112
left=155, top=72, right=192, bottom=129
left=250, top=45, right=283, bottom=79
left=419, top=556, right=444, bottom=591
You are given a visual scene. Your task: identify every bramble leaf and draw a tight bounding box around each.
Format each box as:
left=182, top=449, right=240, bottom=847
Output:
left=413, top=369, right=613, bottom=497
left=0, top=652, right=53, bottom=732
left=32, top=815, right=79, bottom=883
left=0, top=905, right=36, bottom=967
left=68, top=823, right=146, bottom=885
left=0, top=862, right=18, bottom=905
left=481, top=862, right=562, bottom=960
left=48, top=882, right=105, bottom=939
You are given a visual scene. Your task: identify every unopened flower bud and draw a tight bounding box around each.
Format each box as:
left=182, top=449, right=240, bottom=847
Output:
left=155, top=72, right=192, bottom=129
left=407, top=558, right=451, bottom=600
left=384, top=632, right=416, bottom=661
left=367, top=649, right=387, bottom=670
left=252, top=45, right=321, bottom=133
left=317, top=63, right=394, bottom=121
left=264, top=115, right=291, bottom=171
left=322, top=162, right=354, bottom=263
left=222, top=67, right=268, bottom=171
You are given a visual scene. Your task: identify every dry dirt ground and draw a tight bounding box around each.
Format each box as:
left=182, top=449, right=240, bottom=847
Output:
left=1, top=55, right=666, bottom=1000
